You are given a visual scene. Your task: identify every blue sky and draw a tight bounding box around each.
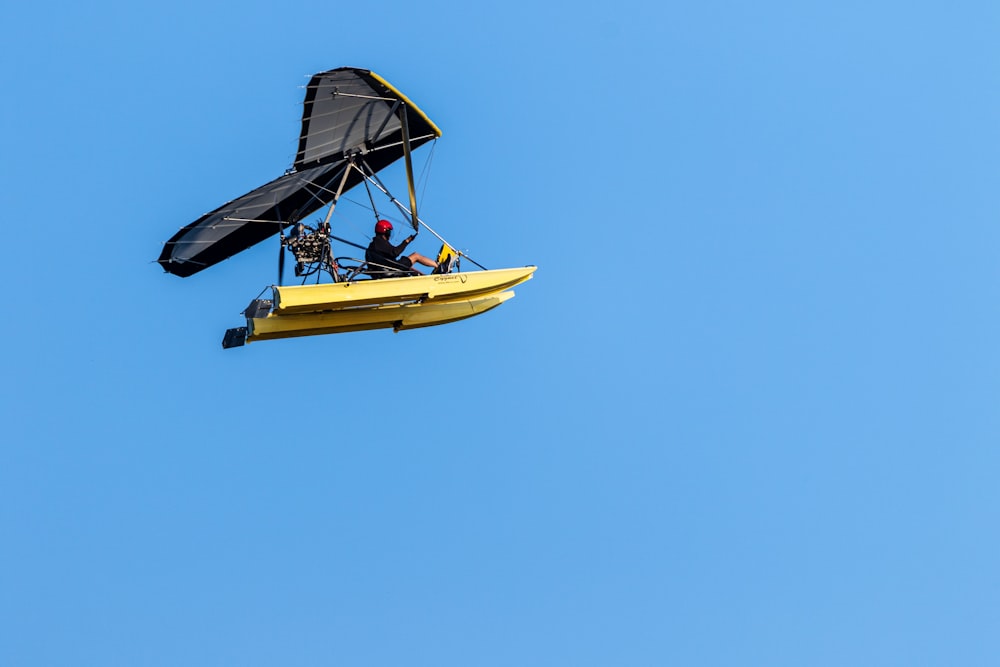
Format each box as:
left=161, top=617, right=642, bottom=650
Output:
left=3, top=1, right=999, bottom=665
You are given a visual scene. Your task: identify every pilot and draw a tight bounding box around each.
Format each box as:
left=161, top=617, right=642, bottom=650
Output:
left=365, top=219, right=440, bottom=275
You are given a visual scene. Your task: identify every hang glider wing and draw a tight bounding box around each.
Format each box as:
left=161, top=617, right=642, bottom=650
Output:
left=158, top=67, right=441, bottom=278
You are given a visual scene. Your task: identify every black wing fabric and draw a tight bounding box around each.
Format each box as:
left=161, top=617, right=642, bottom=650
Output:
left=158, top=162, right=343, bottom=278
left=158, top=67, right=440, bottom=278
left=296, top=68, right=439, bottom=170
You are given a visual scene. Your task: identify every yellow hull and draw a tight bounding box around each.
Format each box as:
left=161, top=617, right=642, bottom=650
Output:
left=272, top=266, right=536, bottom=314
left=248, top=291, right=515, bottom=342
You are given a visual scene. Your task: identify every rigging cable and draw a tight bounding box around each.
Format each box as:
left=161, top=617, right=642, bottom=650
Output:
left=416, top=139, right=437, bottom=207
left=362, top=177, right=379, bottom=224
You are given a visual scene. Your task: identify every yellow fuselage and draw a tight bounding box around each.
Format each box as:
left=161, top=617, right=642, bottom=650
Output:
left=272, top=266, right=536, bottom=314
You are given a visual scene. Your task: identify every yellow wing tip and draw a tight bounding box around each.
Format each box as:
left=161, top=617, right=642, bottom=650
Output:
left=368, top=71, right=443, bottom=138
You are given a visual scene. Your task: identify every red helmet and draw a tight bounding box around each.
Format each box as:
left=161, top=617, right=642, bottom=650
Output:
left=375, top=219, right=393, bottom=234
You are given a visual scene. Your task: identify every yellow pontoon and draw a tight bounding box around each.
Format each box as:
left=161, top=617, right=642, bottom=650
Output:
left=247, top=291, right=515, bottom=342
left=272, top=266, right=535, bottom=314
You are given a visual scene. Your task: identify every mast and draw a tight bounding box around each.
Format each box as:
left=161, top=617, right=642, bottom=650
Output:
left=398, top=104, right=420, bottom=232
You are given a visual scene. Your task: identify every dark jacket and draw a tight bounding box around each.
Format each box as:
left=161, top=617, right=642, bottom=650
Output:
left=365, top=235, right=412, bottom=270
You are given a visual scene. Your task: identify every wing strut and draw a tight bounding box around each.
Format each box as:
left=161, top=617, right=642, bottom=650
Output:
left=323, top=161, right=355, bottom=227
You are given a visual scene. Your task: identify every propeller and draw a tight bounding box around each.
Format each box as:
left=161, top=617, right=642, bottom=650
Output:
left=277, top=234, right=285, bottom=286
left=276, top=202, right=286, bottom=286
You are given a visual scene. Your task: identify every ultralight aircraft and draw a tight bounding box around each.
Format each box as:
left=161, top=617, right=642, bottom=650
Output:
left=157, top=67, right=535, bottom=348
